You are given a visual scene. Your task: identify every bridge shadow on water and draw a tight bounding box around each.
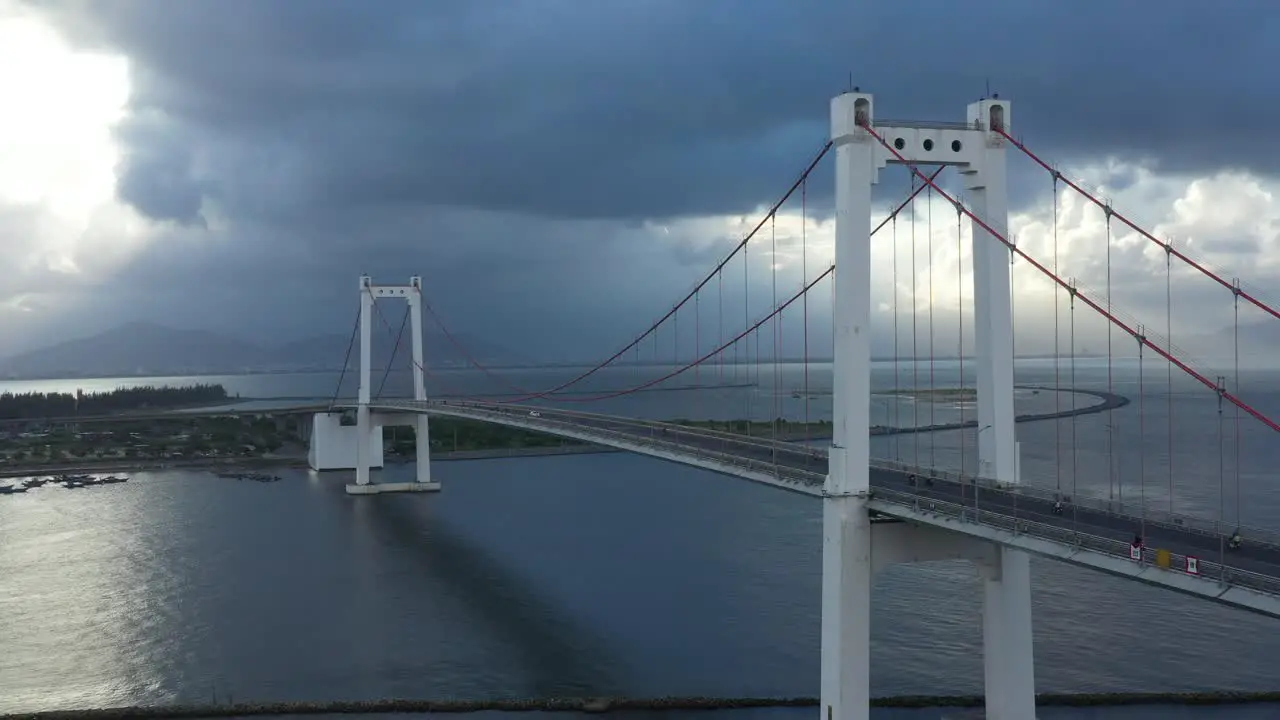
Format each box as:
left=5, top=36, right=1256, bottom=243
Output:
left=337, top=485, right=627, bottom=699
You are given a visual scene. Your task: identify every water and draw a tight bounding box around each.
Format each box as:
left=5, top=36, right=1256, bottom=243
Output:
left=2, top=362, right=1280, bottom=718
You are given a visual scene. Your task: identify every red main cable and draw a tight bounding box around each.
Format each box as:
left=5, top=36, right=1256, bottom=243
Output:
left=998, top=128, right=1280, bottom=322
left=860, top=122, right=1280, bottom=435
left=533, top=265, right=836, bottom=403
left=494, top=140, right=837, bottom=403
left=421, top=165, right=945, bottom=404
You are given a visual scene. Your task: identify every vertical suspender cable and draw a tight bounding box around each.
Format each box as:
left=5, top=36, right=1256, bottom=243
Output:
left=911, top=175, right=921, bottom=468
left=718, top=269, right=724, bottom=385
left=1106, top=209, right=1117, bottom=507
left=1138, top=329, right=1147, bottom=543
left=956, top=203, right=967, bottom=480
left=1070, top=285, right=1079, bottom=535
left=802, top=179, right=811, bottom=449
left=744, top=242, right=752, bottom=429
left=1234, top=281, right=1242, bottom=530
left=1053, top=175, right=1062, bottom=496
left=893, top=209, right=902, bottom=459
left=772, top=212, right=780, bottom=444
left=928, top=185, right=936, bottom=470
left=695, top=287, right=701, bottom=418
left=673, top=304, right=679, bottom=370
left=747, top=251, right=757, bottom=389
left=1009, top=232, right=1019, bottom=520
left=1218, top=375, right=1226, bottom=571
left=1166, top=244, right=1174, bottom=515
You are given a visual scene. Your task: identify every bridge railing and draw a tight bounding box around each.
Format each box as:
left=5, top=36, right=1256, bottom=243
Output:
left=422, top=401, right=827, bottom=492
left=401, top=399, right=829, bottom=472
left=481, top=401, right=1280, bottom=551
left=444, top=399, right=825, bottom=461
left=871, top=457, right=1280, bottom=553
left=869, top=487, right=1280, bottom=600
left=372, top=399, right=1280, bottom=551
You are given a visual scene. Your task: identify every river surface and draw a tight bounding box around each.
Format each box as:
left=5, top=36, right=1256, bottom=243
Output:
left=2, top=359, right=1280, bottom=718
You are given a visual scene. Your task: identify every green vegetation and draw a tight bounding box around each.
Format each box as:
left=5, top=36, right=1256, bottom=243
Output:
left=384, top=418, right=585, bottom=457
left=0, top=414, right=299, bottom=466
left=0, top=383, right=229, bottom=420
left=4, top=412, right=841, bottom=469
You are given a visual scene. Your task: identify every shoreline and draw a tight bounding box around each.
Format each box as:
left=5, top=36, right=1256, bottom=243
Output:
left=0, top=446, right=624, bottom=479
left=0, top=387, right=1127, bottom=478
left=4, top=690, right=1280, bottom=718
left=698, top=385, right=1129, bottom=442
left=871, top=384, right=1129, bottom=438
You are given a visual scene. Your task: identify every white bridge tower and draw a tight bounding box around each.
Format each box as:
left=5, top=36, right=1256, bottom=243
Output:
left=825, top=90, right=1035, bottom=719
left=306, top=275, right=442, bottom=496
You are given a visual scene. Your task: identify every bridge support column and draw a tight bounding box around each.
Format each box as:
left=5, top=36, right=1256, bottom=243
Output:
left=822, top=90, right=878, bottom=720
left=964, top=97, right=1037, bottom=719
left=346, top=275, right=441, bottom=495
left=355, top=278, right=375, bottom=488
left=981, top=548, right=1036, bottom=719
left=408, top=277, right=435, bottom=486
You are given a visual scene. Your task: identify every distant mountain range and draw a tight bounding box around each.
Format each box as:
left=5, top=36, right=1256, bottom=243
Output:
left=0, top=322, right=532, bottom=380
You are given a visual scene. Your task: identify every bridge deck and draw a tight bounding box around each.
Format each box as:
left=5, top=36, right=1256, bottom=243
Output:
left=351, top=399, right=1280, bottom=608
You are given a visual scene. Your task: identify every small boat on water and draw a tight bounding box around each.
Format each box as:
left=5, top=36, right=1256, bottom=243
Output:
left=0, top=485, right=29, bottom=494
left=57, top=474, right=129, bottom=489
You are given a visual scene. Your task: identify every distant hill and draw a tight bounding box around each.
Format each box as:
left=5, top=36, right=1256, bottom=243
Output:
left=0, top=321, right=531, bottom=380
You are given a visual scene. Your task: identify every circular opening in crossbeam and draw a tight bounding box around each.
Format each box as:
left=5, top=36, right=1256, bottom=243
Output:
left=922, top=138, right=934, bottom=151
left=951, top=140, right=962, bottom=152
left=893, top=137, right=905, bottom=150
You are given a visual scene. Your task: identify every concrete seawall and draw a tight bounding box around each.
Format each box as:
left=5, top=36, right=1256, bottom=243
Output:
left=6, top=690, right=1279, bottom=719
left=754, top=385, right=1129, bottom=443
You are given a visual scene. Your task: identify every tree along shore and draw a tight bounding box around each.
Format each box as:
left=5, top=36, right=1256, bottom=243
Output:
left=0, top=384, right=229, bottom=420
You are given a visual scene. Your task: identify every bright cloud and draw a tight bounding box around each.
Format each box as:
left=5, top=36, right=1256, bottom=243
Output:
left=4, top=1, right=1280, bottom=368
left=0, top=5, right=153, bottom=348
left=658, top=157, right=1280, bottom=369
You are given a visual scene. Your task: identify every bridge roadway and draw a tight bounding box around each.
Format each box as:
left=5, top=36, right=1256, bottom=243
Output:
left=358, top=398, right=1280, bottom=606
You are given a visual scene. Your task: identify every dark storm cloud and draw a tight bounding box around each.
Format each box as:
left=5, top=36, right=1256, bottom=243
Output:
left=31, top=0, right=1280, bottom=227
left=64, top=206, right=744, bottom=360
left=12, top=0, right=1280, bottom=362
left=114, top=113, right=207, bottom=225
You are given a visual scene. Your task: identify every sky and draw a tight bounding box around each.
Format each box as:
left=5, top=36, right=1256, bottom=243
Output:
left=2, top=0, right=1279, bottom=367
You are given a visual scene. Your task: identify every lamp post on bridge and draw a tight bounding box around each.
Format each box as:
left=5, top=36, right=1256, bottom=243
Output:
left=976, top=423, right=992, bottom=518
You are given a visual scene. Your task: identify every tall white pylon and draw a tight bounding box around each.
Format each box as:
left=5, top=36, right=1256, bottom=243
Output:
left=962, top=98, right=1037, bottom=720
left=824, top=91, right=876, bottom=720
left=825, top=90, right=1033, bottom=720
left=347, top=274, right=441, bottom=495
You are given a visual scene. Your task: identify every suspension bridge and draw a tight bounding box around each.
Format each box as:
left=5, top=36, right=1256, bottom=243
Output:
left=286, top=92, right=1280, bottom=720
